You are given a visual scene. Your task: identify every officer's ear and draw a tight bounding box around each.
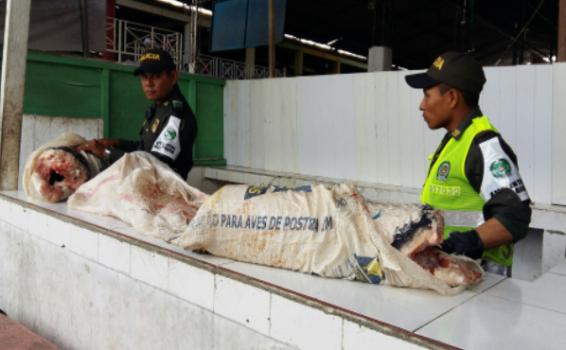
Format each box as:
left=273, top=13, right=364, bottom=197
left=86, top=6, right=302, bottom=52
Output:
left=447, top=89, right=462, bottom=110
left=168, top=69, right=179, bottom=84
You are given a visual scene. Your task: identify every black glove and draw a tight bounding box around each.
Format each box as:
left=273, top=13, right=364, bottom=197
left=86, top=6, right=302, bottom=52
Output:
left=441, top=230, right=484, bottom=260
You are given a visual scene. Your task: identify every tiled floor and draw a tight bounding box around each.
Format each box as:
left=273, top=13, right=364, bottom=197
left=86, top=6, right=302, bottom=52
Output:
left=416, top=293, right=566, bottom=350
left=550, top=260, right=566, bottom=276
left=485, top=272, right=566, bottom=314
left=5, top=190, right=566, bottom=349
left=226, top=260, right=505, bottom=331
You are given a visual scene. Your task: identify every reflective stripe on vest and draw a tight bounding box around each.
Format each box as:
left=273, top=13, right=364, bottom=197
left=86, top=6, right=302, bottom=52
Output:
left=441, top=210, right=484, bottom=228
left=422, top=115, right=513, bottom=267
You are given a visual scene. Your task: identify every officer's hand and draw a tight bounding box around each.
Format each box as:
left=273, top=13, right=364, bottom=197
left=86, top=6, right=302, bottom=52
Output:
left=96, top=139, right=119, bottom=148
left=440, top=230, right=484, bottom=260
left=76, top=139, right=117, bottom=158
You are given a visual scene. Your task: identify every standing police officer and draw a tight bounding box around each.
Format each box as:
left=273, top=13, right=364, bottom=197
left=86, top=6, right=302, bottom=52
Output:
left=405, top=52, right=531, bottom=276
left=79, top=48, right=197, bottom=179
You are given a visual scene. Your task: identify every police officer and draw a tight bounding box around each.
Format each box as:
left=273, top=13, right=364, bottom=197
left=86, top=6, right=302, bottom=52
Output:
left=79, top=48, right=197, bottom=179
left=405, top=52, right=531, bottom=276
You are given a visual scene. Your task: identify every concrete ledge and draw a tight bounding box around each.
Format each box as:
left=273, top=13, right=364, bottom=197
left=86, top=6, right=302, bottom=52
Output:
left=0, top=192, right=454, bottom=350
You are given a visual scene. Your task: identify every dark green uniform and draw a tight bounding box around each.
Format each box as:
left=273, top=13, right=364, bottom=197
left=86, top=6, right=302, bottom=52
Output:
left=109, top=84, right=197, bottom=179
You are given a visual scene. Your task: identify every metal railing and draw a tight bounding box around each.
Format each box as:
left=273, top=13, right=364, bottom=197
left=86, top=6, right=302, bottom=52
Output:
left=195, top=54, right=282, bottom=79
left=106, top=17, right=281, bottom=80
left=106, top=17, right=183, bottom=70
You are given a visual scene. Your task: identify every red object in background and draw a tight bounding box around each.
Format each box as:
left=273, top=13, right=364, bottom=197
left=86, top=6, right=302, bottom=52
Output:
left=103, top=0, right=116, bottom=61
left=0, top=314, right=60, bottom=350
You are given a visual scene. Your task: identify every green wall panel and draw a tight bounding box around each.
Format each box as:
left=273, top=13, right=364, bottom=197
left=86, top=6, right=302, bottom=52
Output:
left=108, top=70, right=147, bottom=141
left=24, top=62, right=102, bottom=118
left=21, top=51, right=226, bottom=165
left=195, top=82, right=224, bottom=160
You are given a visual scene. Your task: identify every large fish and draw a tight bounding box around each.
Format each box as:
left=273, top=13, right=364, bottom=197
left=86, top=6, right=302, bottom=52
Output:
left=367, top=202, right=444, bottom=256
left=367, top=201, right=483, bottom=287
left=412, top=247, right=484, bottom=287
left=23, top=134, right=109, bottom=203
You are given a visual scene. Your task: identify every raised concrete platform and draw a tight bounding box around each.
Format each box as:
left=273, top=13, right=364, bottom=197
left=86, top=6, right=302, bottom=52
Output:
left=2, top=190, right=566, bottom=349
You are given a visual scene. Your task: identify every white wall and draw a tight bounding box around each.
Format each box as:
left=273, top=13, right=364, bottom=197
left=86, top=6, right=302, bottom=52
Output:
left=224, top=64, right=561, bottom=205
left=553, top=64, right=566, bottom=205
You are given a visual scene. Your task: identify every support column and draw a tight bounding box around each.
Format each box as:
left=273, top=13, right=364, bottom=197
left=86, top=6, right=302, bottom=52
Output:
left=368, top=46, right=392, bottom=71
left=559, top=0, right=566, bottom=62
left=268, top=0, right=276, bottom=77
left=183, top=4, right=198, bottom=74
left=103, top=0, right=116, bottom=61
left=294, top=50, right=303, bottom=76
left=0, top=0, right=32, bottom=190
left=334, top=61, right=341, bottom=74
left=245, top=48, right=255, bottom=79
left=184, top=23, right=193, bottom=73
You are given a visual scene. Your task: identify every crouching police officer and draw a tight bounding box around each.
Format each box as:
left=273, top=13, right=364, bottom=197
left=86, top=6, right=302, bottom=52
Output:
left=79, top=48, right=197, bottom=179
left=405, top=52, right=531, bottom=276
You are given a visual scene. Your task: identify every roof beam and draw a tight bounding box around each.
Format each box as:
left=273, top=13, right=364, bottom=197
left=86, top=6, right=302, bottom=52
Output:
left=280, top=41, right=367, bottom=70
left=116, top=0, right=211, bottom=26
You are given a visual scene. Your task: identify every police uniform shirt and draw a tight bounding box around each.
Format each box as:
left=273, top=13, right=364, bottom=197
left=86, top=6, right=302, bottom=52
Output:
left=428, top=109, right=532, bottom=241
left=111, top=84, right=197, bottom=179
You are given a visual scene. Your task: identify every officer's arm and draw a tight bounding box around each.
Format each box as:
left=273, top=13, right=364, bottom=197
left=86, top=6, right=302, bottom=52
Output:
left=475, top=215, right=514, bottom=248
left=466, top=132, right=532, bottom=244
left=76, top=138, right=138, bottom=163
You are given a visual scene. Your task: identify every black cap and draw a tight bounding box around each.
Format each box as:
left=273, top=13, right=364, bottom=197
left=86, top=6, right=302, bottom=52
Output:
left=405, top=52, right=486, bottom=94
left=133, top=48, right=176, bottom=76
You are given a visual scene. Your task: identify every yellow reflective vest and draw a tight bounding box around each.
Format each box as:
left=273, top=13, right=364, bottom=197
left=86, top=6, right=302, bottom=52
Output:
left=421, top=115, right=513, bottom=267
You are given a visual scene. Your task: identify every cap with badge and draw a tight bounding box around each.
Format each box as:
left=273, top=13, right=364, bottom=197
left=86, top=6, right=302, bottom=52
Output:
left=405, top=51, right=486, bottom=94
left=134, top=48, right=176, bottom=76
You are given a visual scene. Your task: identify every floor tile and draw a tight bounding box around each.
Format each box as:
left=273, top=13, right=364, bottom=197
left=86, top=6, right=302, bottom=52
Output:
left=224, top=261, right=489, bottom=331
left=130, top=244, right=169, bottom=288
left=270, top=294, right=342, bottom=350
left=214, top=275, right=271, bottom=334
left=549, top=259, right=566, bottom=276
left=343, top=321, right=425, bottom=350
left=485, top=272, right=566, bottom=314
left=168, top=259, right=215, bottom=311
left=416, top=294, right=566, bottom=350
left=98, top=233, right=130, bottom=274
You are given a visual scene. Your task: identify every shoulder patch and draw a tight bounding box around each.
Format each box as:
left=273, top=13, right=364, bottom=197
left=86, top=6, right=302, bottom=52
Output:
left=171, top=100, right=184, bottom=111
left=479, top=138, right=529, bottom=202
left=151, top=116, right=182, bottom=160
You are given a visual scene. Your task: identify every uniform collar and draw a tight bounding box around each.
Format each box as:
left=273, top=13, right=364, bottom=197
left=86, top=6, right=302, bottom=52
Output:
left=154, top=84, right=182, bottom=107
left=450, top=107, right=483, bottom=140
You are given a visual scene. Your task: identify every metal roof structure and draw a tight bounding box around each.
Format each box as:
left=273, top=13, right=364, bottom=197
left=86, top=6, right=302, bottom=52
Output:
left=165, top=0, right=558, bottom=69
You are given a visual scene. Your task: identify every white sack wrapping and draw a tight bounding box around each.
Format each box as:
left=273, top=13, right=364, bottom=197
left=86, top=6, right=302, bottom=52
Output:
left=68, top=151, right=208, bottom=242
left=173, top=184, right=483, bottom=295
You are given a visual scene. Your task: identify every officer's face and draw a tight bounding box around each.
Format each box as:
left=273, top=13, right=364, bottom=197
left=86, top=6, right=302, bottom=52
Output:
left=140, top=70, right=178, bottom=102
left=419, top=85, right=454, bottom=130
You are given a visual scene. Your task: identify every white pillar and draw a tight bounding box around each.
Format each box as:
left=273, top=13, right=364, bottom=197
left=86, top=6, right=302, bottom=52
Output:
left=368, top=46, right=392, bottom=72
left=0, top=0, right=32, bottom=190
left=245, top=48, right=255, bottom=79
left=559, top=0, right=566, bottom=62
left=184, top=22, right=198, bottom=73
left=183, top=3, right=198, bottom=74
